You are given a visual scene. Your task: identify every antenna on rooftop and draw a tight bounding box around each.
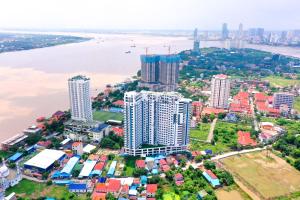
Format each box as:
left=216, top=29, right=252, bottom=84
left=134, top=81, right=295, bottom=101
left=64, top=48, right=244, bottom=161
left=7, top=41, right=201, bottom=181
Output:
left=168, top=45, right=171, bottom=54
left=144, top=47, right=149, bottom=55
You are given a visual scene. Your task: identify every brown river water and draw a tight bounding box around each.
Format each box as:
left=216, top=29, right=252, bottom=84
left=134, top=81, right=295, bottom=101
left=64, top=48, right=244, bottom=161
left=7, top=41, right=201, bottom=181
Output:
left=0, top=32, right=299, bottom=142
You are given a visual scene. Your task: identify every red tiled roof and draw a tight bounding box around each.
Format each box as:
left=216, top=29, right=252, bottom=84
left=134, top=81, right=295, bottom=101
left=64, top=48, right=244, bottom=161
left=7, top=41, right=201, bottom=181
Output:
left=161, top=165, right=170, bottom=172
left=192, top=101, right=203, bottom=107
left=95, top=183, right=106, bottom=193
left=255, top=93, right=268, bottom=102
left=92, top=192, right=106, bottom=200
left=100, top=155, right=108, bottom=162
left=237, top=131, right=257, bottom=146
left=113, top=100, right=124, bottom=106
left=206, top=170, right=218, bottom=179
left=215, top=74, right=228, bottom=79
left=159, top=159, right=167, bottom=166
left=72, top=142, right=82, bottom=147
left=202, top=107, right=226, bottom=115
left=107, top=179, right=121, bottom=192
left=121, top=184, right=129, bottom=193
left=37, top=141, right=52, bottom=147
left=94, top=162, right=105, bottom=171
left=174, top=173, right=183, bottom=181
left=112, top=127, right=124, bottom=136
left=136, top=160, right=146, bottom=168
left=147, top=184, right=158, bottom=193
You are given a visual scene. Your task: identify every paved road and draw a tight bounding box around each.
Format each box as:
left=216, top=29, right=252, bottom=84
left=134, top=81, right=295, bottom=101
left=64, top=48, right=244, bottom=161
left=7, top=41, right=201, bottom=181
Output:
left=206, top=118, right=218, bottom=143
left=189, top=147, right=266, bottom=169
left=250, top=97, right=259, bottom=131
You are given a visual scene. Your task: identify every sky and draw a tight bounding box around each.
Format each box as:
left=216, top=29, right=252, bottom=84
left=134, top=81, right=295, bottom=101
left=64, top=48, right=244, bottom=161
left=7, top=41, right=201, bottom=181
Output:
left=0, top=0, right=299, bottom=30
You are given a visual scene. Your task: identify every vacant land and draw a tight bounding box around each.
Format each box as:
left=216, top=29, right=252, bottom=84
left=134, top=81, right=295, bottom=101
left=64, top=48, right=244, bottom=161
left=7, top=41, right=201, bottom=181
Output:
left=221, top=151, right=300, bottom=199
left=294, top=96, right=300, bottom=113
left=93, top=110, right=123, bottom=122
left=263, top=75, right=300, bottom=87
left=6, top=179, right=87, bottom=199
left=190, top=123, right=210, bottom=140
left=216, top=185, right=252, bottom=200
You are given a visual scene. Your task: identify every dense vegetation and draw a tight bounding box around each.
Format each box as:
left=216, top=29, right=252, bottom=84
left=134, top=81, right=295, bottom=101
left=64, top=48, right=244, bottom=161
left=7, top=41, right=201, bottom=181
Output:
left=0, top=33, right=90, bottom=53
left=100, top=132, right=124, bottom=149
left=272, top=119, right=300, bottom=170
left=179, top=48, right=300, bottom=79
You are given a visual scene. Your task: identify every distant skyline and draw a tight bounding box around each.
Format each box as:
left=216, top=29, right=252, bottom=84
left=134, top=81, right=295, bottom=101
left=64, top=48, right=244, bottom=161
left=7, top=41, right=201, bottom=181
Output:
left=1, top=0, right=299, bottom=31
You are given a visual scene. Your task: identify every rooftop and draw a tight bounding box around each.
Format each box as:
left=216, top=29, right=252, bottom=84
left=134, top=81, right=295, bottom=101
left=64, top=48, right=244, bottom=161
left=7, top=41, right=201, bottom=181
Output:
left=68, top=75, right=90, bottom=81
left=24, top=149, right=65, bottom=170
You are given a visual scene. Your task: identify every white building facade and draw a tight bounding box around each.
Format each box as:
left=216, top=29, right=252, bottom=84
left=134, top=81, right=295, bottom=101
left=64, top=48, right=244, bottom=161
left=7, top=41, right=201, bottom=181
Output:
left=210, top=74, right=231, bottom=109
left=124, top=91, right=191, bottom=156
left=68, top=75, right=93, bottom=122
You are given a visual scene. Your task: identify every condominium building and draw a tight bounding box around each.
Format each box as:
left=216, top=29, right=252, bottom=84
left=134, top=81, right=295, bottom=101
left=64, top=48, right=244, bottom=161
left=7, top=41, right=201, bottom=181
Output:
left=210, top=74, right=230, bottom=109
left=124, top=91, right=191, bottom=156
left=139, top=54, right=180, bottom=92
left=68, top=75, right=93, bottom=122
left=273, top=92, right=294, bottom=112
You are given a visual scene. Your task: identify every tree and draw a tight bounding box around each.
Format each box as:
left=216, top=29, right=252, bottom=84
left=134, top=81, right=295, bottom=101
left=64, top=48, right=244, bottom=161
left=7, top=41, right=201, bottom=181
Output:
left=209, top=113, right=215, bottom=121
left=195, top=155, right=203, bottom=163
left=204, top=160, right=216, bottom=170
left=294, top=159, right=300, bottom=170
left=133, top=168, right=147, bottom=177
left=106, top=193, right=116, bottom=200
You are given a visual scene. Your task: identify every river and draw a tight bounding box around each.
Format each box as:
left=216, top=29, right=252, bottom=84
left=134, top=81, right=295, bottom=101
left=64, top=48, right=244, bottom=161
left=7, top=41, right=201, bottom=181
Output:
left=0, top=32, right=299, bottom=143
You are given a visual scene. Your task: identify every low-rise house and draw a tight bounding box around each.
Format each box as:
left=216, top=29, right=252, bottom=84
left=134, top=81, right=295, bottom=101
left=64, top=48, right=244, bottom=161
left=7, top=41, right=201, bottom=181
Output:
left=72, top=142, right=84, bottom=155
left=140, top=176, right=147, bottom=185
left=52, top=110, right=65, bottom=121
left=90, top=123, right=111, bottom=142
left=91, top=192, right=106, bottom=200
left=174, top=173, right=184, bottom=186
left=197, top=190, right=208, bottom=200
left=202, top=170, right=220, bottom=188
left=112, top=127, right=124, bottom=137
left=146, top=184, right=157, bottom=198
left=36, top=140, right=52, bottom=148
left=68, top=183, right=87, bottom=193
left=135, top=160, right=145, bottom=169
left=259, top=122, right=285, bottom=143
left=237, top=131, right=257, bottom=147
left=107, top=179, right=122, bottom=197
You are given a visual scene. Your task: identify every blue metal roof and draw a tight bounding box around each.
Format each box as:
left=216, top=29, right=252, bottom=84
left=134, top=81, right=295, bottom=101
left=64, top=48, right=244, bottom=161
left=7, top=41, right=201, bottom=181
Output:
left=98, top=177, right=106, bottom=183
left=68, top=183, right=87, bottom=190
left=61, top=156, right=80, bottom=175
left=8, top=152, right=23, bottom=162
left=107, top=161, right=117, bottom=177
left=90, top=123, right=110, bottom=132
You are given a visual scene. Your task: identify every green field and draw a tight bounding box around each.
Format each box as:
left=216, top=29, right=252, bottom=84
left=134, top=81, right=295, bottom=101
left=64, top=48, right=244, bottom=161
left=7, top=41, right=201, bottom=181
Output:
left=221, top=151, right=300, bottom=199
left=262, top=75, right=300, bottom=87
left=6, top=179, right=87, bottom=199
left=93, top=110, right=123, bottom=122
left=190, top=123, right=210, bottom=141
left=294, top=97, right=300, bottom=113
left=163, top=193, right=180, bottom=200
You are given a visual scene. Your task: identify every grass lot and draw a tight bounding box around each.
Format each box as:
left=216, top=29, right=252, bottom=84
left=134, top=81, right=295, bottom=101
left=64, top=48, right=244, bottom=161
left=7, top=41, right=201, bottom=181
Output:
left=163, top=193, right=180, bottom=200
left=221, top=151, right=300, bottom=199
left=124, top=156, right=139, bottom=177
left=190, top=123, right=210, bottom=141
left=6, top=179, right=87, bottom=199
left=262, top=75, right=300, bottom=87
left=93, top=110, right=123, bottom=122
left=190, top=121, right=252, bottom=154
left=294, top=96, right=300, bottom=113
left=216, top=184, right=252, bottom=200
